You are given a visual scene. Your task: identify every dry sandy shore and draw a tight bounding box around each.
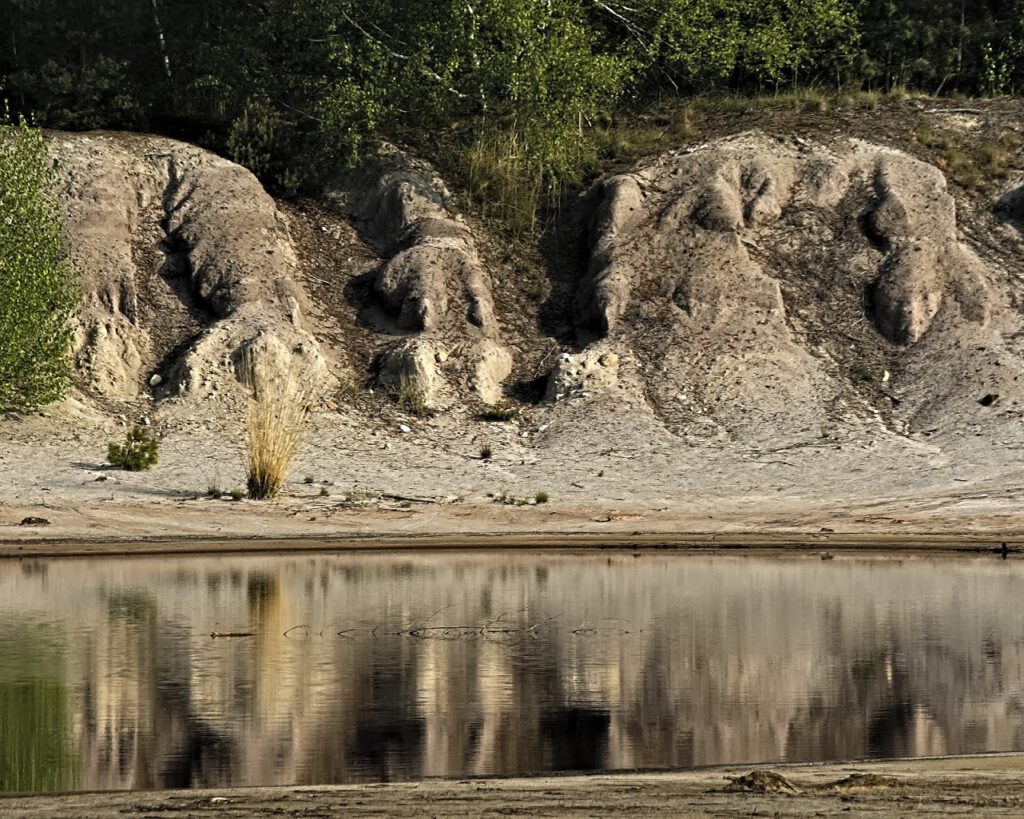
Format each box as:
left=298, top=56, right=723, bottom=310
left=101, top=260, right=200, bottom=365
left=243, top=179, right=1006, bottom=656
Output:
left=5, top=755, right=1024, bottom=817
left=1, top=497, right=1022, bottom=559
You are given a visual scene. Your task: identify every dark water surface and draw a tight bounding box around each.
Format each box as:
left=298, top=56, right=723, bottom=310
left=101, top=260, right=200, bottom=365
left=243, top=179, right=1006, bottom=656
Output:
left=2, top=551, right=1023, bottom=792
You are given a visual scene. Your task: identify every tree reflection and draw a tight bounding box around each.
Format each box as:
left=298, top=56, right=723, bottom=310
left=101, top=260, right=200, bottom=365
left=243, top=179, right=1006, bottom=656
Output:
left=3, top=554, right=1024, bottom=792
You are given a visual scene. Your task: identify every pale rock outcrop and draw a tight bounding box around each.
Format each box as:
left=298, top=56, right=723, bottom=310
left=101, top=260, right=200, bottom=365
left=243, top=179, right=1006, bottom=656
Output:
left=377, top=340, right=443, bottom=408
left=568, top=132, right=1010, bottom=443
left=331, top=148, right=509, bottom=404
left=55, top=132, right=332, bottom=402
left=544, top=347, right=623, bottom=403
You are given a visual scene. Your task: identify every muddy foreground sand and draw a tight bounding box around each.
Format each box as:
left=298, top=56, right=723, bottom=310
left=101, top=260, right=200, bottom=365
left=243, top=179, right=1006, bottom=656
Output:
left=4, top=755, right=1024, bottom=817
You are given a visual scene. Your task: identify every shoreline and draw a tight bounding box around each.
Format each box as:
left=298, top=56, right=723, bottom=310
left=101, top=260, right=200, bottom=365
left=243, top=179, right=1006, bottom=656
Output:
left=3, top=531, right=1023, bottom=560
left=0, top=501, right=1019, bottom=561
left=5, top=753, right=1024, bottom=817
left=3, top=497, right=1024, bottom=558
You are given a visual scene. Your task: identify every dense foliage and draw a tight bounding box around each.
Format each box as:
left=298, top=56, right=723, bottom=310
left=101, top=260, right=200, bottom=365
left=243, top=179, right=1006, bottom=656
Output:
left=2, top=1, right=1023, bottom=198
left=0, top=119, right=77, bottom=409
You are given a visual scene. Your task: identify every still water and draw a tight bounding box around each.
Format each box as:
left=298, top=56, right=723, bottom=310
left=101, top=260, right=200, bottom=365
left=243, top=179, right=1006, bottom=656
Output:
left=1, top=550, right=1023, bottom=792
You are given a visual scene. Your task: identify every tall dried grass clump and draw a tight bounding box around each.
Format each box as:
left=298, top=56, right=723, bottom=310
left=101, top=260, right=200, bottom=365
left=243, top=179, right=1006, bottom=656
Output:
left=241, top=349, right=310, bottom=500
left=463, top=129, right=545, bottom=235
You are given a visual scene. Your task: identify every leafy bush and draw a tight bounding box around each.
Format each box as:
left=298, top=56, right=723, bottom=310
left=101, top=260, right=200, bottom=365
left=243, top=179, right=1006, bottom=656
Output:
left=107, top=426, right=159, bottom=471
left=227, top=98, right=304, bottom=195
left=0, top=120, right=78, bottom=410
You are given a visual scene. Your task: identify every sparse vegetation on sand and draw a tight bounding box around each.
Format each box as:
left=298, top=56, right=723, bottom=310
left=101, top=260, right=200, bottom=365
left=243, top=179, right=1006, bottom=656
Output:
left=478, top=405, right=519, bottom=422
left=394, top=374, right=429, bottom=417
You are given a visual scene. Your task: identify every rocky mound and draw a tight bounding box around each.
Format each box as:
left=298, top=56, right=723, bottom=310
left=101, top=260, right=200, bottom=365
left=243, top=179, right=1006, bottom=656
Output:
left=329, top=147, right=511, bottom=406
left=564, top=132, right=1024, bottom=447
left=50, top=127, right=1024, bottom=461
left=55, top=132, right=332, bottom=403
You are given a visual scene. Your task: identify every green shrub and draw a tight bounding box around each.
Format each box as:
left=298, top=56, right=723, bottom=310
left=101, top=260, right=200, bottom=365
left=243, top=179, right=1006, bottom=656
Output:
left=850, top=362, right=877, bottom=383
left=478, top=405, right=519, bottom=422
left=535, top=491, right=550, bottom=504
left=0, top=120, right=78, bottom=410
left=227, top=98, right=304, bottom=195
left=107, top=426, right=159, bottom=471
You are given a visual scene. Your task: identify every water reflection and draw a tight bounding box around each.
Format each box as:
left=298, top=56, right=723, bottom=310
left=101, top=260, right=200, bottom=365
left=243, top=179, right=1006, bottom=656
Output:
left=2, top=552, right=1024, bottom=792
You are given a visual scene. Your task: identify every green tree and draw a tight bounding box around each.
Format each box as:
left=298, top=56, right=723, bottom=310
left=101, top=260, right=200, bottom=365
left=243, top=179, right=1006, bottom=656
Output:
left=0, top=0, right=157, bottom=129
left=590, top=0, right=858, bottom=94
left=0, top=121, right=78, bottom=409
left=853, top=0, right=1012, bottom=93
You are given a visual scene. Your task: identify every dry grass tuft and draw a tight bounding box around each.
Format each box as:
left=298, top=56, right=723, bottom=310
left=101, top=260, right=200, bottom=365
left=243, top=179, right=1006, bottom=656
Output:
left=462, top=129, right=546, bottom=236
left=394, top=373, right=429, bottom=416
left=242, top=349, right=310, bottom=500
left=910, top=128, right=1022, bottom=190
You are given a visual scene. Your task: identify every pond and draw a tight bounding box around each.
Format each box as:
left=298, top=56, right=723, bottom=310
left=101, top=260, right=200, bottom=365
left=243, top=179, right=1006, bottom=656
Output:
left=1, top=550, right=1022, bottom=792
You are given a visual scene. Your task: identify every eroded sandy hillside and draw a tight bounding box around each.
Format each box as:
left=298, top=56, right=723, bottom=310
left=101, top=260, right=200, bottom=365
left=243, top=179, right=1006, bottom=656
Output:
left=4, top=100, right=1024, bottom=539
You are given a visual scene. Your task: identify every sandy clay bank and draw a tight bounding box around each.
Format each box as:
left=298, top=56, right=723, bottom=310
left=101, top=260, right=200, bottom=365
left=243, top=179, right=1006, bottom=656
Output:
left=4, top=110, right=1024, bottom=545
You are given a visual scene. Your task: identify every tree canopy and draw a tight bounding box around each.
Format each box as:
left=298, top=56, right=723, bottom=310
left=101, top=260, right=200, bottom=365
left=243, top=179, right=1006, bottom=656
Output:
left=0, top=120, right=77, bottom=409
left=2, top=1, right=1022, bottom=195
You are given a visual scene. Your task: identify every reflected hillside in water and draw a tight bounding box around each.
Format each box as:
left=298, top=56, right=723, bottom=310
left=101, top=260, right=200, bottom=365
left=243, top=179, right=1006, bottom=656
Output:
left=2, top=553, right=1024, bottom=792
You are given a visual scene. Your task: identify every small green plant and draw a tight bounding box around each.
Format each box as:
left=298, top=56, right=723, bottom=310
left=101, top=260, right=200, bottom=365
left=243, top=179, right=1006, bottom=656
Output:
left=480, top=444, right=493, bottom=460
left=319, top=485, right=329, bottom=497
left=107, top=426, right=159, bottom=471
left=494, top=491, right=537, bottom=507
left=335, top=376, right=360, bottom=403
left=527, top=280, right=548, bottom=302
left=850, top=363, right=877, bottom=383
left=303, top=475, right=314, bottom=484
left=535, top=491, right=549, bottom=504
left=478, top=405, right=518, bottom=422
left=229, top=488, right=244, bottom=501
left=206, top=484, right=222, bottom=498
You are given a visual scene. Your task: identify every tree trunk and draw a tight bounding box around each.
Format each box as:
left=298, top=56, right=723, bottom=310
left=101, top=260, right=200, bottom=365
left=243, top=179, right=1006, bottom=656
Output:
left=150, top=0, right=173, bottom=82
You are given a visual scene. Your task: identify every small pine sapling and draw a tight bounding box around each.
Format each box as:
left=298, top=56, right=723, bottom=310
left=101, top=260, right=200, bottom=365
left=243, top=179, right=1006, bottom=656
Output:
left=107, top=426, right=159, bottom=471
